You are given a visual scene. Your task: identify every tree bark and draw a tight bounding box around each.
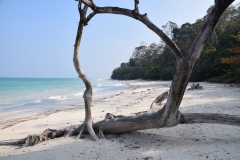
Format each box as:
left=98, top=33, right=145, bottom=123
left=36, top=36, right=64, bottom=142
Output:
left=77, top=0, right=235, bottom=134
left=180, top=113, right=240, bottom=126
left=72, top=2, right=98, bottom=141
left=148, top=91, right=168, bottom=113
left=155, top=0, right=234, bottom=128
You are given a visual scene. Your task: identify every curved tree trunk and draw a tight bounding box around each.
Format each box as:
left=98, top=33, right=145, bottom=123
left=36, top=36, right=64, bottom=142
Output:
left=72, top=2, right=98, bottom=141
left=79, top=0, right=235, bottom=132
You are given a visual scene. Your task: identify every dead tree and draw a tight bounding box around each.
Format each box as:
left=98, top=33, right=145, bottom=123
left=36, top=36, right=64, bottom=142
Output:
left=1, top=0, right=239, bottom=146
left=72, top=0, right=237, bottom=137
left=72, top=2, right=98, bottom=141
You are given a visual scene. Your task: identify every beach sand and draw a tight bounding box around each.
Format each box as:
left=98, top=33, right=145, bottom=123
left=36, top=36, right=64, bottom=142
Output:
left=0, top=80, right=240, bottom=160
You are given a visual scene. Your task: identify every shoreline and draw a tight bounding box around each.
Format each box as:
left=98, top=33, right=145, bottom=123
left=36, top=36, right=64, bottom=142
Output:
left=0, top=79, right=130, bottom=124
left=0, top=80, right=131, bottom=130
left=0, top=78, right=128, bottom=119
left=0, top=80, right=240, bottom=159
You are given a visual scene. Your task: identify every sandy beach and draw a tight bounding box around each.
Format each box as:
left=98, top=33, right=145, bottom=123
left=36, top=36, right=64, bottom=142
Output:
left=0, top=80, right=240, bottom=160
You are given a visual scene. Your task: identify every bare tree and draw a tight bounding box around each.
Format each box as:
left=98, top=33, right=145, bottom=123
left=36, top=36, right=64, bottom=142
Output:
left=72, top=2, right=98, bottom=141
left=1, top=0, right=239, bottom=146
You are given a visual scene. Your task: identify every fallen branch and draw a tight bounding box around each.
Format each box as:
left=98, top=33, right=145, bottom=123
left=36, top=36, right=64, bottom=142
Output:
left=187, top=83, right=203, bottom=90
left=1, top=90, right=240, bottom=147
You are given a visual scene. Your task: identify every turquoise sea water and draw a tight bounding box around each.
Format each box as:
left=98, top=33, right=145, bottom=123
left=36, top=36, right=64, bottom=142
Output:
left=0, top=78, right=127, bottom=116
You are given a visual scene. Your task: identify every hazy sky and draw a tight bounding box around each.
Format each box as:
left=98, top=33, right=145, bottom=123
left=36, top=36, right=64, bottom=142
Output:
left=0, top=0, right=239, bottom=78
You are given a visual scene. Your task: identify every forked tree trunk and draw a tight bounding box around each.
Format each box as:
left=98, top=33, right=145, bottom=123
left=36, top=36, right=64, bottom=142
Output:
left=77, top=0, right=235, bottom=135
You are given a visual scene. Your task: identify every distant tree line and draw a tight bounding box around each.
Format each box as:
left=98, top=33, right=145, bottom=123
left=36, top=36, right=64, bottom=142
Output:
left=111, top=4, right=240, bottom=83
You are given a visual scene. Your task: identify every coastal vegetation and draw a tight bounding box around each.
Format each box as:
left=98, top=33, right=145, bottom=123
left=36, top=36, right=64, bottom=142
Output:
left=111, top=4, right=240, bottom=83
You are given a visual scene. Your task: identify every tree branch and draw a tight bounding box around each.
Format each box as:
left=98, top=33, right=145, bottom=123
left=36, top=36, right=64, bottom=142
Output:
left=79, top=0, right=182, bottom=60
left=77, top=0, right=98, bottom=10
left=84, top=11, right=96, bottom=26
left=148, top=91, right=169, bottom=113
left=134, top=0, right=140, bottom=13
left=188, top=0, right=234, bottom=62
left=84, top=6, right=183, bottom=61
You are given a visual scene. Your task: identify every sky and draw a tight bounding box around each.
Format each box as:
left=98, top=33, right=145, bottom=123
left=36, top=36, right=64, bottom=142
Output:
left=0, top=0, right=239, bottom=78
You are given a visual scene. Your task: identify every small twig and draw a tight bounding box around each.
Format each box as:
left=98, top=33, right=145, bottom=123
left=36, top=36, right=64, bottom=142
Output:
left=134, top=0, right=140, bottom=13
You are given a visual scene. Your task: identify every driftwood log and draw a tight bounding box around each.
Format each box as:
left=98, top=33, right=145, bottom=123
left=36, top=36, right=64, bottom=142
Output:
left=1, top=0, right=239, bottom=146
left=187, top=83, right=203, bottom=90
left=1, top=89, right=240, bottom=147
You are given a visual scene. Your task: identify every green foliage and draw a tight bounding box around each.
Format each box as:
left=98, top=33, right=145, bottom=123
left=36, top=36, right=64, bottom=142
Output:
left=207, top=74, right=236, bottom=84
left=111, top=4, right=240, bottom=83
left=145, top=65, right=161, bottom=80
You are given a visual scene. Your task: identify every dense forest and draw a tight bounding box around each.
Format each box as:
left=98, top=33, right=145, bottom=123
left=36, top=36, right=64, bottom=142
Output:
left=111, top=4, right=240, bottom=83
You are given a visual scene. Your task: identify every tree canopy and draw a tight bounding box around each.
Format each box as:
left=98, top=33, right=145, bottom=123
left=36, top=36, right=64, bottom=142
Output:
left=111, top=3, right=240, bottom=83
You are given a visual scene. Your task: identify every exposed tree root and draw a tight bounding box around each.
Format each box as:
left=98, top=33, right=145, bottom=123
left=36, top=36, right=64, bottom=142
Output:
left=76, top=121, right=85, bottom=139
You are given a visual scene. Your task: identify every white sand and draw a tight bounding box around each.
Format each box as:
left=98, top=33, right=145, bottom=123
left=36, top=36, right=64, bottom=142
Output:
left=0, top=80, right=240, bottom=160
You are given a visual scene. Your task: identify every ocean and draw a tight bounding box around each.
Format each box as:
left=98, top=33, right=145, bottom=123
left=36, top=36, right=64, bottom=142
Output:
left=0, top=78, right=128, bottom=118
